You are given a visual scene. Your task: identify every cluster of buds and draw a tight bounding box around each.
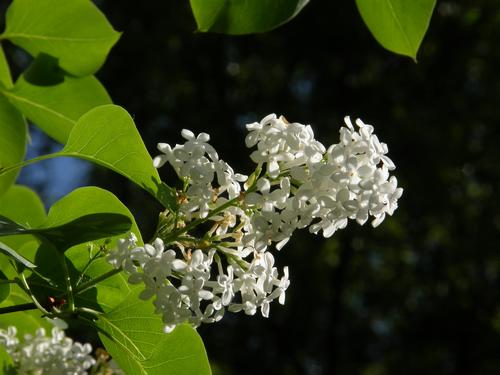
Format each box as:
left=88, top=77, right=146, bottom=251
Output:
left=108, top=114, right=402, bottom=333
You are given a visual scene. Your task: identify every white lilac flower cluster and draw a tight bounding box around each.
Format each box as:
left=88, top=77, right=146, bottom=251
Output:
left=108, top=234, right=289, bottom=333
left=0, top=326, right=95, bottom=374
left=108, top=114, right=402, bottom=333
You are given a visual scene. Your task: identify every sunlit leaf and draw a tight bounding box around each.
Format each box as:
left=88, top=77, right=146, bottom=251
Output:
left=355, top=0, right=436, bottom=60
left=0, top=283, right=51, bottom=335
left=0, top=185, right=46, bottom=266
left=61, top=105, right=176, bottom=209
left=0, top=44, right=13, bottom=89
left=2, top=0, right=121, bottom=76
left=37, top=187, right=143, bottom=312
left=0, top=46, right=27, bottom=198
left=190, top=0, right=309, bottom=34
left=97, top=288, right=211, bottom=375
left=0, top=185, right=46, bottom=228
left=2, top=54, right=112, bottom=143
left=0, top=106, right=177, bottom=209
left=0, top=187, right=134, bottom=252
left=0, top=213, right=131, bottom=252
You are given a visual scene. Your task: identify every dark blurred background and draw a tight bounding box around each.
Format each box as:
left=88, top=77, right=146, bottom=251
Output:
left=3, top=0, right=500, bottom=374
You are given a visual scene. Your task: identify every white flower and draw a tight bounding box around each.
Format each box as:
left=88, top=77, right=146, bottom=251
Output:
left=118, top=112, right=402, bottom=332
left=107, top=233, right=138, bottom=272
left=154, top=130, right=249, bottom=220
left=0, top=327, right=95, bottom=374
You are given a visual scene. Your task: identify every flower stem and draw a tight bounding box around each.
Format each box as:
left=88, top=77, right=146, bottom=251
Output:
left=61, top=256, right=75, bottom=312
left=18, top=273, right=50, bottom=316
left=75, top=268, right=123, bottom=295
left=162, top=195, right=243, bottom=244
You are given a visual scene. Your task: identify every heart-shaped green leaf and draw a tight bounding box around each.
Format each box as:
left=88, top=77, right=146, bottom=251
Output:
left=61, top=105, right=176, bottom=209
left=2, top=0, right=121, bottom=76
left=0, top=213, right=131, bottom=252
left=0, top=106, right=177, bottom=209
left=97, top=288, right=211, bottom=375
left=1, top=54, right=112, bottom=144
left=32, top=187, right=143, bottom=312
left=0, top=187, right=134, bottom=252
left=355, top=0, right=436, bottom=60
left=190, top=0, right=309, bottom=34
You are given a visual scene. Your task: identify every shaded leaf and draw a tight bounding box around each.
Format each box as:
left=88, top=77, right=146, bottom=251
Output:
left=43, top=186, right=142, bottom=245
left=0, top=241, right=36, bottom=269
left=0, top=270, right=10, bottom=304
left=355, top=0, right=436, bottom=60
left=2, top=54, right=112, bottom=143
left=97, top=288, right=211, bottom=375
left=0, top=213, right=131, bottom=252
left=26, top=187, right=141, bottom=313
left=190, top=0, right=309, bottom=35
left=2, top=0, right=120, bottom=76
left=0, top=188, right=132, bottom=251
left=41, top=213, right=132, bottom=250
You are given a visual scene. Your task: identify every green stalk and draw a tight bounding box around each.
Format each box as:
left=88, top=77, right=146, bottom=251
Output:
left=18, top=273, right=50, bottom=316
left=61, top=256, right=75, bottom=312
left=0, top=154, right=57, bottom=176
left=75, top=268, right=123, bottom=295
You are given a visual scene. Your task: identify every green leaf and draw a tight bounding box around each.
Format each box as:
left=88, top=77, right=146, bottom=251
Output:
left=61, top=105, right=175, bottom=208
left=0, top=284, right=51, bottom=335
left=0, top=106, right=177, bottom=209
left=97, top=288, right=211, bottom=375
left=45, top=186, right=142, bottom=245
left=0, top=270, right=10, bottom=304
left=0, top=213, right=131, bottom=252
left=0, top=241, right=36, bottom=269
left=2, top=0, right=121, bottom=76
left=0, top=185, right=46, bottom=228
left=54, top=186, right=143, bottom=312
left=43, top=213, right=132, bottom=250
left=355, top=0, right=436, bottom=60
left=190, top=0, right=309, bottom=35
left=0, top=185, right=46, bottom=262
left=26, top=187, right=141, bottom=312
left=0, top=341, right=14, bottom=373
left=37, top=187, right=132, bottom=250
left=0, top=47, right=27, bottom=197
left=0, top=186, right=133, bottom=252
left=0, top=215, right=27, bottom=236
left=1, top=54, right=112, bottom=144
left=0, top=44, right=13, bottom=89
